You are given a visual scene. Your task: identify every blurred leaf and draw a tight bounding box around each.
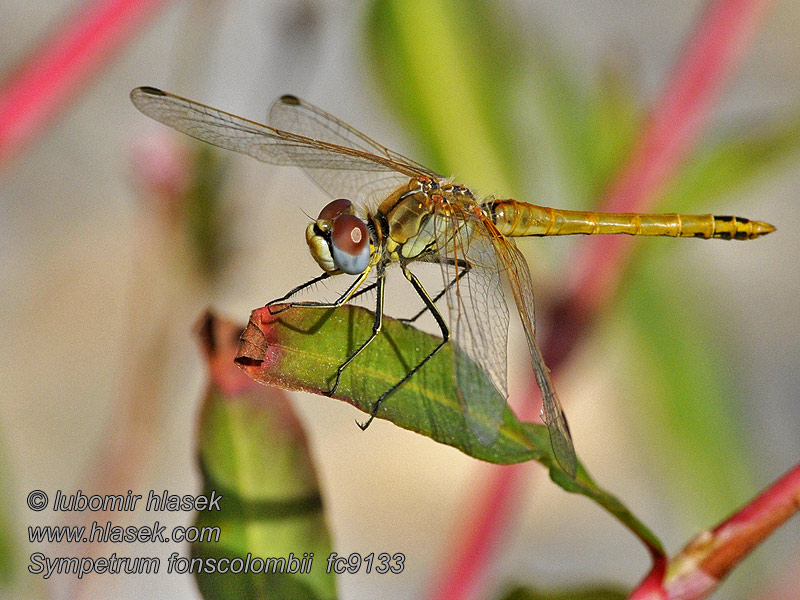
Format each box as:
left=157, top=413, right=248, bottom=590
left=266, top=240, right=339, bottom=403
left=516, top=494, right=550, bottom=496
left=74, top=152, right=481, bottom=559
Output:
left=236, top=305, right=663, bottom=555
left=0, top=438, right=17, bottom=587
left=366, top=0, right=526, bottom=194
left=622, top=257, right=753, bottom=519
left=512, top=38, right=641, bottom=212
left=581, top=63, right=641, bottom=204
left=367, top=0, right=643, bottom=213
left=193, top=313, right=336, bottom=600
left=659, top=114, right=800, bottom=213
left=366, top=0, right=794, bottom=587
left=498, top=584, right=626, bottom=600
left=184, top=144, right=230, bottom=280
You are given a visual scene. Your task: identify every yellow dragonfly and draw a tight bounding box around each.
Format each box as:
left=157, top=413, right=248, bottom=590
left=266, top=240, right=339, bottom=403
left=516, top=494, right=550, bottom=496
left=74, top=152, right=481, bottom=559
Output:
left=131, top=86, right=775, bottom=476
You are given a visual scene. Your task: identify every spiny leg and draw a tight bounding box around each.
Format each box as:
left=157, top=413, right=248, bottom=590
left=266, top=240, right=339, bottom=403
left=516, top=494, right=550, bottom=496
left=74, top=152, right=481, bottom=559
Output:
left=274, top=276, right=380, bottom=314
left=345, top=280, right=380, bottom=303
left=347, top=259, right=470, bottom=324
left=268, top=268, right=372, bottom=316
left=325, top=267, right=386, bottom=397
left=349, top=258, right=470, bottom=322
left=358, top=265, right=450, bottom=431
left=266, top=272, right=331, bottom=314
left=400, top=258, right=472, bottom=325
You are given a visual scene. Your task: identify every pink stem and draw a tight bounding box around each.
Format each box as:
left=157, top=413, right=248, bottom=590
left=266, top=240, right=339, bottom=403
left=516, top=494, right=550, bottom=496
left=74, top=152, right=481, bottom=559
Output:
left=629, top=554, right=669, bottom=600
left=0, top=0, right=170, bottom=170
left=424, top=463, right=528, bottom=600
left=663, top=463, right=800, bottom=600
left=428, top=1, right=774, bottom=599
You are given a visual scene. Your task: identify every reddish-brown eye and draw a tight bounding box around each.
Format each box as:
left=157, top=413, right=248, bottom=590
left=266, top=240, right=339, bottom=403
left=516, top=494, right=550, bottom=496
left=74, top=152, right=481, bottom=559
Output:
left=318, top=198, right=353, bottom=221
left=330, top=215, right=370, bottom=274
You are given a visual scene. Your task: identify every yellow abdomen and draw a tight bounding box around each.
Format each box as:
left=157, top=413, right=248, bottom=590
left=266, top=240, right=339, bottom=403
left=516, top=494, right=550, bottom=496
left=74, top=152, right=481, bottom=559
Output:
left=490, top=200, right=775, bottom=240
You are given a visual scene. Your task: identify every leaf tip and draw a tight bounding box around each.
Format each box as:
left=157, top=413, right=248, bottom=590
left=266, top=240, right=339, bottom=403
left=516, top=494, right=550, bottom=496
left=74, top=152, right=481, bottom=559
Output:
left=234, top=306, right=285, bottom=376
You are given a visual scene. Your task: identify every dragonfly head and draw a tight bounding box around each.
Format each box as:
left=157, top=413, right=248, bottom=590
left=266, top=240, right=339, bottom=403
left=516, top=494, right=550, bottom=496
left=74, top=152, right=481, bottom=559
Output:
left=306, top=199, right=372, bottom=275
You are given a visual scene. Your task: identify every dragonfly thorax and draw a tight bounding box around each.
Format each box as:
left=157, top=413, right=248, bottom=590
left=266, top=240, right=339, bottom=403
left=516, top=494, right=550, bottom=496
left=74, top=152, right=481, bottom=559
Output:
left=306, top=199, right=373, bottom=275
left=378, top=179, right=476, bottom=262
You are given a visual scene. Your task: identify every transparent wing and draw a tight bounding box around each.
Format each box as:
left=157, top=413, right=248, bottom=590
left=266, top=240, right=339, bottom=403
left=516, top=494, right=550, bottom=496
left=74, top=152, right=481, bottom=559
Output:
left=130, top=87, right=434, bottom=202
left=268, top=95, right=442, bottom=201
left=486, top=220, right=578, bottom=476
left=430, top=209, right=511, bottom=445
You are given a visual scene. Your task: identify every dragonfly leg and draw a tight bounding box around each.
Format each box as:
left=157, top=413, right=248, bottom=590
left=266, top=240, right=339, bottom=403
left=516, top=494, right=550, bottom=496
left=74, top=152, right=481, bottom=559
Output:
left=265, top=272, right=331, bottom=314
left=346, top=280, right=380, bottom=303
left=358, top=265, right=449, bottom=431
left=324, top=269, right=386, bottom=397
left=268, top=268, right=372, bottom=316
left=399, top=258, right=472, bottom=325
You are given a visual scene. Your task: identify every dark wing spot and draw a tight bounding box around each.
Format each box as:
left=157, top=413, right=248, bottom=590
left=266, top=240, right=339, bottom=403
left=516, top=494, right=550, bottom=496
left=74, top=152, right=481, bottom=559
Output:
left=280, top=95, right=301, bottom=105
left=137, top=86, right=166, bottom=96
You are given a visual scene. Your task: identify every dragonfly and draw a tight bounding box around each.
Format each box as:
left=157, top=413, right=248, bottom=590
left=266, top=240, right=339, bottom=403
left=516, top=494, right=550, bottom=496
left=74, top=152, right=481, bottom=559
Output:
left=130, top=86, right=775, bottom=477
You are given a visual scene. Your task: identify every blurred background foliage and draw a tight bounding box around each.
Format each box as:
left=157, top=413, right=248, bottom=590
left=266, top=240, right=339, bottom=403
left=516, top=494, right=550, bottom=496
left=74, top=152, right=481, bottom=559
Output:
left=1, top=1, right=798, bottom=599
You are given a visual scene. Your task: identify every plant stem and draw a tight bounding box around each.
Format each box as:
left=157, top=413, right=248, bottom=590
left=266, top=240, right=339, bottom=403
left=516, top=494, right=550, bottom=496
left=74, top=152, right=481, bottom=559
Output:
left=0, top=0, right=169, bottom=171
left=425, top=462, right=528, bottom=600
left=661, top=463, right=800, bottom=600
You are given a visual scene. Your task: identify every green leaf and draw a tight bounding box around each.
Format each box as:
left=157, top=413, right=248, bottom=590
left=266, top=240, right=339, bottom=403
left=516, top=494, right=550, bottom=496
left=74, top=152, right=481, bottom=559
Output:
left=498, top=584, right=626, bottom=600
left=548, top=460, right=663, bottom=555
left=237, top=304, right=540, bottom=465
left=235, top=305, right=663, bottom=555
left=193, top=314, right=336, bottom=600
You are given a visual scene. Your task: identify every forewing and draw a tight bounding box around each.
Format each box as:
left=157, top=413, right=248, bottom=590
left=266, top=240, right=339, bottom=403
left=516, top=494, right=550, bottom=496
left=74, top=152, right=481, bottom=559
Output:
left=130, top=87, right=426, bottom=201
left=487, top=223, right=578, bottom=477
left=433, top=210, right=510, bottom=445
left=267, top=95, right=440, bottom=173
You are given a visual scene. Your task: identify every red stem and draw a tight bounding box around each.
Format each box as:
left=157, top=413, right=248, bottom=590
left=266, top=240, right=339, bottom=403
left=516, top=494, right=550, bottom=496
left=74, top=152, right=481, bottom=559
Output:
left=664, top=463, right=800, bottom=599
left=629, top=554, right=669, bottom=600
left=428, top=1, right=774, bottom=599
left=0, top=0, right=169, bottom=171
left=425, top=463, right=528, bottom=600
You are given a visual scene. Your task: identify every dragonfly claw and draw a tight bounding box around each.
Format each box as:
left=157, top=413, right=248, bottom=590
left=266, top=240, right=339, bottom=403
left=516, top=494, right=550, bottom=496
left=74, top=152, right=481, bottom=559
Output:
left=356, top=410, right=377, bottom=431
left=265, top=303, right=290, bottom=315
left=323, top=373, right=343, bottom=397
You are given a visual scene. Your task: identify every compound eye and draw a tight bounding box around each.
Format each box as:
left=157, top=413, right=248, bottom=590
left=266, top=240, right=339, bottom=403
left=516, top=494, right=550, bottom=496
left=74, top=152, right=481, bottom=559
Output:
left=330, top=214, right=370, bottom=275
left=318, top=198, right=353, bottom=221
